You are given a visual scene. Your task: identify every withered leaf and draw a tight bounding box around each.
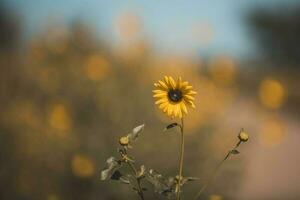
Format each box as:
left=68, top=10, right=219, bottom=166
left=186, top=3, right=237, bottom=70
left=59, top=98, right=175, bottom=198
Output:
left=101, top=157, right=121, bottom=181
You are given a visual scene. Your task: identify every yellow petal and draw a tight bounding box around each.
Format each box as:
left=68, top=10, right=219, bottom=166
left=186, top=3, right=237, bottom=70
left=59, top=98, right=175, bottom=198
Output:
left=164, top=76, right=169, bottom=85
left=155, top=98, right=168, bottom=105
left=153, top=93, right=167, bottom=98
left=180, top=102, right=188, bottom=114
left=173, top=104, right=180, bottom=117
left=163, top=106, right=168, bottom=112
left=159, top=102, right=168, bottom=109
left=168, top=76, right=176, bottom=89
left=185, top=100, right=196, bottom=108
left=181, top=81, right=189, bottom=87
left=184, top=95, right=195, bottom=101
left=153, top=90, right=165, bottom=94
left=178, top=108, right=182, bottom=118
left=167, top=105, right=173, bottom=116
left=158, top=80, right=168, bottom=90
left=190, top=101, right=196, bottom=108
left=187, top=90, right=197, bottom=95
left=184, top=85, right=193, bottom=90
left=177, top=77, right=182, bottom=89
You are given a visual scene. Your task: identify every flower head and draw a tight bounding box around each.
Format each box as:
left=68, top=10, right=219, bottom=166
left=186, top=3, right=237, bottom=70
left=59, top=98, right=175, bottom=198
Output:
left=153, top=76, right=196, bottom=118
left=238, top=129, right=249, bottom=142
left=119, top=136, right=129, bottom=146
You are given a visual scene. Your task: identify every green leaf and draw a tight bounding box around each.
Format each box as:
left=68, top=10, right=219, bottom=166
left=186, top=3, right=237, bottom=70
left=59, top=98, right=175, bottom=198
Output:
left=230, top=149, right=240, bottom=154
left=101, top=157, right=121, bottom=181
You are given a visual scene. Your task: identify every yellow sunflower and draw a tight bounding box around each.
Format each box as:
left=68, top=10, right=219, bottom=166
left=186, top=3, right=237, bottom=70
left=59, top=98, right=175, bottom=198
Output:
left=153, top=76, right=196, bottom=118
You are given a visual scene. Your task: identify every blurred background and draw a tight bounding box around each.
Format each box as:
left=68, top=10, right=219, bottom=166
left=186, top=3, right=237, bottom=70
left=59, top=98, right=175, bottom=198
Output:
left=0, top=0, right=299, bottom=199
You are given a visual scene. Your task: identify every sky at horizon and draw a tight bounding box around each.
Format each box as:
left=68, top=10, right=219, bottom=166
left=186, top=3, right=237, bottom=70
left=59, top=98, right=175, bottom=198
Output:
left=3, top=0, right=299, bottom=58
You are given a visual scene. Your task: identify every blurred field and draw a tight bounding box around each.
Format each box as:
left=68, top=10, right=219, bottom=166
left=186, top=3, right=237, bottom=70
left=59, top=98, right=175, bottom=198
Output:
left=0, top=1, right=300, bottom=200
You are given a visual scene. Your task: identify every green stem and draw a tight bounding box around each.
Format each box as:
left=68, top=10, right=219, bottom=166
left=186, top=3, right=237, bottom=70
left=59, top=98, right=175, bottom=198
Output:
left=193, top=140, right=241, bottom=200
left=176, top=117, right=185, bottom=200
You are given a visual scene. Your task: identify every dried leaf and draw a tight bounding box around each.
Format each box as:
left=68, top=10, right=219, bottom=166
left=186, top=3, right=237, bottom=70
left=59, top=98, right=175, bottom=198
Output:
left=146, top=169, right=175, bottom=199
left=164, top=123, right=179, bottom=131
left=119, top=176, right=131, bottom=184
left=128, top=124, right=145, bottom=143
left=101, top=157, right=121, bottom=181
left=111, top=170, right=122, bottom=181
left=137, top=165, right=146, bottom=178
left=181, top=177, right=199, bottom=186
left=230, top=149, right=240, bottom=154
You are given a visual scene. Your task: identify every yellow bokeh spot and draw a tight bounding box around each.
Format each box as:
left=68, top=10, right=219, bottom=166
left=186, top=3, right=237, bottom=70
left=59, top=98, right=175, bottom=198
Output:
left=259, top=118, right=285, bottom=147
left=208, top=56, right=236, bottom=86
left=84, top=54, right=110, bottom=81
left=259, top=78, right=286, bottom=109
left=209, top=194, right=223, bottom=200
left=47, top=194, right=60, bottom=200
left=71, top=154, right=95, bottom=178
left=49, top=104, right=72, bottom=131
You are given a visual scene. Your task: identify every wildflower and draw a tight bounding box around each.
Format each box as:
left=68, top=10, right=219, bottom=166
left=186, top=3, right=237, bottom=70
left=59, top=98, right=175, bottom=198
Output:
left=119, top=136, right=129, bottom=146
left=238, top=129, right=249, bottom=142
left=153, top=76, right=196, bottom=118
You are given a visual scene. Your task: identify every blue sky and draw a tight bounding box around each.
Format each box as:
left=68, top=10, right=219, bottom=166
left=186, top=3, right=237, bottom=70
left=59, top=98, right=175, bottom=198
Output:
left=4, top=0, right=299, bottom=58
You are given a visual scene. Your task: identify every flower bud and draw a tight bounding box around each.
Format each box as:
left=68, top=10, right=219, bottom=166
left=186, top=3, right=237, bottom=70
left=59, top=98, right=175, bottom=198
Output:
left=119, top=136, right=129, bottom=146
left=238, top=129, right=249, bottom=142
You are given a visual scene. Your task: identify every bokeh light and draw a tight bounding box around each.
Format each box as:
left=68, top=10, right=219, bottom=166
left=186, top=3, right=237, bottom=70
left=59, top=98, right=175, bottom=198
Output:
left=47, top=194, right=60, bottom=200
left=71, top=154, right=95, bottom=178
left=84, top=54, right=110, bottom=81
left=259, top=78, right=286, bottom=109
left=209, top=194, right=223, bottom=200
left=48, top=103, right=72, bottom=132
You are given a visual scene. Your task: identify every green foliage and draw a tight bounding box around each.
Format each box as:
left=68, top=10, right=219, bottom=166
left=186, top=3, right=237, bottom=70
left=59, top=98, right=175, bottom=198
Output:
left=101, top=124, right=201, bottom=200
left=101, top=125, right=248, bottom=200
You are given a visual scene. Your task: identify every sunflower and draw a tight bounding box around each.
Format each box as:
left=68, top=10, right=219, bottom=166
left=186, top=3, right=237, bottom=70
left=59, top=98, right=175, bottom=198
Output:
left=153, top=76, right=196, bottom=118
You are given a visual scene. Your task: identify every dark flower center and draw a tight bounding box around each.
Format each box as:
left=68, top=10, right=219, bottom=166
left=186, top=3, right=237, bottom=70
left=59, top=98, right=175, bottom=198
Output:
left=168, top=89, right=183, bottom=102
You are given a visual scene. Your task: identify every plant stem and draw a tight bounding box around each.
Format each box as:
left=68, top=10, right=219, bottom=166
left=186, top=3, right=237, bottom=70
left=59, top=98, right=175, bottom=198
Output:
left=176, top=117, right=185, bottom=200
left=193, top=140, right=242, bottom=200
left=127, top=161, right=145, bottom=200
left=193, top=158, right=225, bottom=200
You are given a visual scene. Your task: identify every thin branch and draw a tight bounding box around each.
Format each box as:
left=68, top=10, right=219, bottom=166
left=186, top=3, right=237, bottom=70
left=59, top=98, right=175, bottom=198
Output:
left=193, top=140, right=242, bottom=200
